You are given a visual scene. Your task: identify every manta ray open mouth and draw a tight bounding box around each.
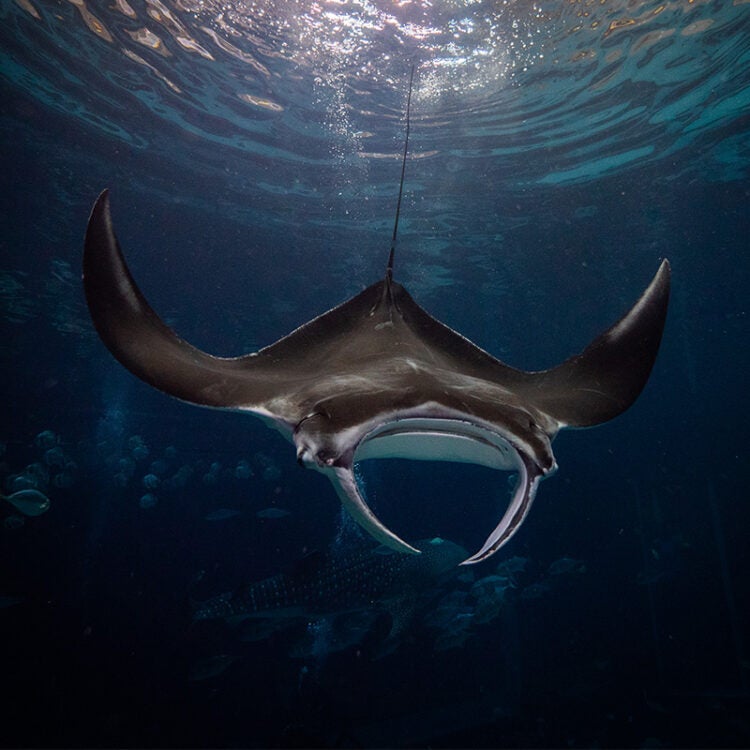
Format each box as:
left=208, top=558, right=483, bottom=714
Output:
left=326, top=417, right=545, bottom=565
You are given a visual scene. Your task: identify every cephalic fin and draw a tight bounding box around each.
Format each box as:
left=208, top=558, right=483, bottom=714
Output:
left=328, top=465, right=421, bottom=556
left=461, top=453, right=542, bottom=565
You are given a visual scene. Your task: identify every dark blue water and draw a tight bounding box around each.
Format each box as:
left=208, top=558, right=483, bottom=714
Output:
left=1, top=0, right=749, bottom=746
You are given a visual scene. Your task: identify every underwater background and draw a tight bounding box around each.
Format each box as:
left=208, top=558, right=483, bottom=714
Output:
left=1, top=0, right=749, bottom=747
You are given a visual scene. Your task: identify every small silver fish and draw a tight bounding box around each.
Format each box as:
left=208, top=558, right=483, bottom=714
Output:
left=1, top=489, right=51, bottom=517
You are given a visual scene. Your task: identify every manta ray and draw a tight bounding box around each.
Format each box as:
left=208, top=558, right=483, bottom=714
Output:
left=82, top=83, right=670, bottom=565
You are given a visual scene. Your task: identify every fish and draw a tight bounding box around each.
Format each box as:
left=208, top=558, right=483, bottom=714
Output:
left=83, top=191, right=669, bottom=565
left=82, top=76, right=670, bottom=564
left=199, top=537, right=469, bottom=660
left=193, top=544, right=577, bottom=659
left=1, top=489, right=51, bottom=517
left=193, top=537, right=467, bottom=625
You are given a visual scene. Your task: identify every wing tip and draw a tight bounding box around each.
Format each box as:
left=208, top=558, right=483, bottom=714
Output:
left=533, top=259, right=671, bottom=428
left=90, top=188, right=111, bottom=225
